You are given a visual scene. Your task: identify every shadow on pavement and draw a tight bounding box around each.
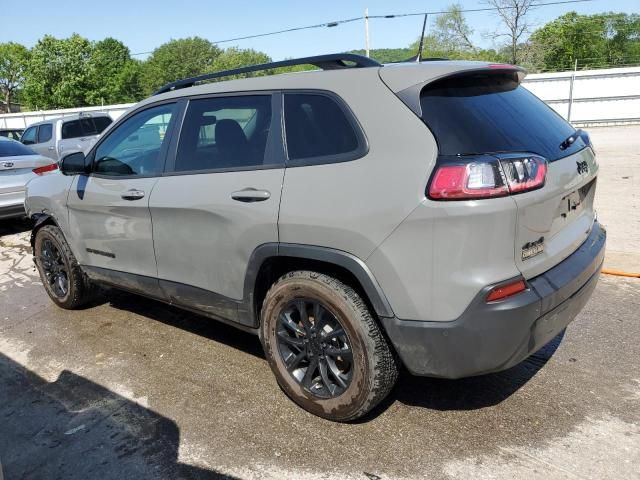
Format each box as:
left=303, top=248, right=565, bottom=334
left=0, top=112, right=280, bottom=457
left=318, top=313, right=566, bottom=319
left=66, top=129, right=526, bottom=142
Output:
left=103, top=288, right=564, bottom=420
left=0, top=217, right=32, bottom=238
left=106, top=289, right=265, bottom=360
left=0, top=353, right=238, bottom=480
left=378, top=330, right=564, bottom=415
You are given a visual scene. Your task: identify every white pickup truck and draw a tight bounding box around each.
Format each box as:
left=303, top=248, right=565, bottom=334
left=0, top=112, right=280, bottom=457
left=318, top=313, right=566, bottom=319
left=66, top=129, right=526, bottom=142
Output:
left=20, top=112, right=112, bottom=161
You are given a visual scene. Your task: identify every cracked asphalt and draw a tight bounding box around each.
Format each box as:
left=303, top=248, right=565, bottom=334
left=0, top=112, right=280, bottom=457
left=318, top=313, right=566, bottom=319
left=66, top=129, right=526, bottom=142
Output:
left=1, top=126, right=640, bottom=479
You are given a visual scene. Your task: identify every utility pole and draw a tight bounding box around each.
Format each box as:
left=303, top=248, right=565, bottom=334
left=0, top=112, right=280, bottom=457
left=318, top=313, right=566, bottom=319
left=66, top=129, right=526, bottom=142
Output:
left=567, top=58, right=578, bottom=123
left=364, top=8, right=370, bottom=58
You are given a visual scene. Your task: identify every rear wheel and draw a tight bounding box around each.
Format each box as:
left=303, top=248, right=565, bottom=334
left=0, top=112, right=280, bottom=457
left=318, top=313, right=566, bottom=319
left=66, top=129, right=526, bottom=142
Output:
left=34, top=225, right=96, bottom=309
left=261, top=270, right=398, bottom=421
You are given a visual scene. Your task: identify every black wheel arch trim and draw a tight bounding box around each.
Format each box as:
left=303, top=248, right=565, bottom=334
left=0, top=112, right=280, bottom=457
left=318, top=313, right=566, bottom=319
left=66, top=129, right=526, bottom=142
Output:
left=30, top=213, right=59, bottom=250
left=242, top=243, right=395, bottom=326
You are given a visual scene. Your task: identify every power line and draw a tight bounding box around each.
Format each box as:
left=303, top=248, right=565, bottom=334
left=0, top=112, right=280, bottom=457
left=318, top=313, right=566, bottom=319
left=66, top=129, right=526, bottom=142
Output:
left=130, top=0, right=595, bottom=56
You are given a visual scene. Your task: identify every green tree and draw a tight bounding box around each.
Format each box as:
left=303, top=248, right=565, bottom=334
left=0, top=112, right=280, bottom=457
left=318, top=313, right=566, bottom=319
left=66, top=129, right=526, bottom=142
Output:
left=87, top=38, right=143, bottom=104
left=528, top=12, right=640, bottom=71
left=211, top=47, right=271, bottom=78
left=432, top=4, right=476, bottom=52
left=0, top=42, right=30, bottom=112
left=141, top=37, right=221, bottom=94
left=23, top=34, right=94, bottom=109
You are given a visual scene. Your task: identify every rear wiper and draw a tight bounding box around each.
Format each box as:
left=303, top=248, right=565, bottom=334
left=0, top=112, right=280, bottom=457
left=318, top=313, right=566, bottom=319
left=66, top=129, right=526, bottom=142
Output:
left=559, top=129, right=584, bottom=151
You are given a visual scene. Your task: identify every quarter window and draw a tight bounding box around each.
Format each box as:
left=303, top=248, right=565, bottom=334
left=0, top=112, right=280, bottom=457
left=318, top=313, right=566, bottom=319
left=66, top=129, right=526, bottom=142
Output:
left=37, top=124, right=53, bottom=143
left=283, top=93, right=359, bottom=161
left=93, top=104, right=175, bottom=176
left=174, top=95, right=272, bottom=172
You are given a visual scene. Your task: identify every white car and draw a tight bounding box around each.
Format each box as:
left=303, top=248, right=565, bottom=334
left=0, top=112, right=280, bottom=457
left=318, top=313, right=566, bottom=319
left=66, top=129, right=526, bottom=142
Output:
left=0, top=137, right=56, bottom=220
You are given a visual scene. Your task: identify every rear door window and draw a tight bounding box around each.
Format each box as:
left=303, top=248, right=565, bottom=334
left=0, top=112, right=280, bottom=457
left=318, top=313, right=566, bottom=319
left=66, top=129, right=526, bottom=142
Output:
left=283, top=93, right=362, bottom=163
left=419, top=71, right=585, bottom=161
left=174, top=95, right=273, bottom=172
left=37, top=123, right=53, bottom=143
left=61, top=120, right=83, bottom=139
left=92, top=116, right=113, bottom=133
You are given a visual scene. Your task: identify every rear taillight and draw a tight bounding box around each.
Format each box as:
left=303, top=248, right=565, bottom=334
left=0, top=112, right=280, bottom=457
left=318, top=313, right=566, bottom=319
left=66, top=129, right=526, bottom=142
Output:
left=32, top=163, right=58, bottom=175
left=428, top=155, right=547, bottom=200
left=486, top=279, right=527, bottom=302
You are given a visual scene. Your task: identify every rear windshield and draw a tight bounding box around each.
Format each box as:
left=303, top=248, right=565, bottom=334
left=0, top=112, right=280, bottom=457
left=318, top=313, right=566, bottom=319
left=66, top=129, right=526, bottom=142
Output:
left=420, top=71, right=586, bottom=161
left=0, top=138, right=35, bottom=157
left=62, top=116, right=112, bottom=139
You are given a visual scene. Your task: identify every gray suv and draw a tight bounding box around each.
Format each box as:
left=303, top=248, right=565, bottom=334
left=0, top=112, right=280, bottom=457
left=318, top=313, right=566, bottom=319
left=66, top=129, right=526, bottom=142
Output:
left=25, top=54, right=606, bottom=421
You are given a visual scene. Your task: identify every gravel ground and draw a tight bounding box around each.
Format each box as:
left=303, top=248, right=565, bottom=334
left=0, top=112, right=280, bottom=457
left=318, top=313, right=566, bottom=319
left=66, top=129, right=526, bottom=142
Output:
left=0, top=126, right=639, bottom=479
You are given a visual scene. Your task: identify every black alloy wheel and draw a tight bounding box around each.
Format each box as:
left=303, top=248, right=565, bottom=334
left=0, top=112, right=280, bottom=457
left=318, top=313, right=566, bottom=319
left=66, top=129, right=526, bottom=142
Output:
left=276, top=298, right=354, bottom=398
left=40, top=238, right=69, bottom=298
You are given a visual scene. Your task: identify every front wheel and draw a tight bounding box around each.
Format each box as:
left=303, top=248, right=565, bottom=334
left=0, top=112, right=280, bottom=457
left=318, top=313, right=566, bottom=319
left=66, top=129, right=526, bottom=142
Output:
left=34, top=225, right=96, bottom=309
left=261, top=270, right=398, bottom=422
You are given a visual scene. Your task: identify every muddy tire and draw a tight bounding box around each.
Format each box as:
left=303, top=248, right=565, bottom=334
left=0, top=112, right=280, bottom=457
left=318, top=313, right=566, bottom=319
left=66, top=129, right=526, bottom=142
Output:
left=34, top=225, right=96, bottom=309
left=261, top=270, right=398, bottom=422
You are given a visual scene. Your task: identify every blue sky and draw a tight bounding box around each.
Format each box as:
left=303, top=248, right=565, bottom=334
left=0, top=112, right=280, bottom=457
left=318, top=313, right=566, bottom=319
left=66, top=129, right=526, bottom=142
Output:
left=3, top=0, right=639, bottom=60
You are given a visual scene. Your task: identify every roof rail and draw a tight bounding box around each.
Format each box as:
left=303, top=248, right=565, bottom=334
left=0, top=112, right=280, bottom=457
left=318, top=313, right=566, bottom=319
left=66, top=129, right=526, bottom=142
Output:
left=152, top=53, right=381, bottom=96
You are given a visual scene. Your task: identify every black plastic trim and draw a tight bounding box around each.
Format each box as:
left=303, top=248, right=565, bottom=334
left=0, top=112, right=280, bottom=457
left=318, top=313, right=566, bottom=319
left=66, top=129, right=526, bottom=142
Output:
left=278, top=243, right=394, bottom=317
left=81, top=243, right=394, bottom=332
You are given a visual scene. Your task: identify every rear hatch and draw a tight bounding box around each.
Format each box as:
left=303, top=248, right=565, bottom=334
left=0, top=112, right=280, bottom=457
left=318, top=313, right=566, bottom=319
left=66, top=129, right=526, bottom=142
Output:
left=397, top=66, right=598, bottom=279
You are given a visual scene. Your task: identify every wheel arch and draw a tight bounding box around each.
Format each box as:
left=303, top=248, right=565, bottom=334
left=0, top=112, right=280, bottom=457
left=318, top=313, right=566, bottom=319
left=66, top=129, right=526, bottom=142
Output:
left=30, top=213, right=60, bottom=251
left=242, top=243, right=395, bottom=328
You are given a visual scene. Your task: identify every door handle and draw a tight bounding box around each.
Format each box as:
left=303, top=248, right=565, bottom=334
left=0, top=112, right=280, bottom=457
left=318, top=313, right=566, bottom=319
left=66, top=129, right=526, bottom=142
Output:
left=121, top=189, right=145, bottom=200
left=231, top=188, right=271, bottom=203
left=47, top=146, right=55, bottom=151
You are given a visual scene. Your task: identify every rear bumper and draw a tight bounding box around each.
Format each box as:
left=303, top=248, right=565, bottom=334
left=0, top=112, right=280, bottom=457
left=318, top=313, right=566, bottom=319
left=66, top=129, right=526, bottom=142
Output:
left=0, top=191, right=26, bottom=219
left=381, top=221, right=606, bottom=378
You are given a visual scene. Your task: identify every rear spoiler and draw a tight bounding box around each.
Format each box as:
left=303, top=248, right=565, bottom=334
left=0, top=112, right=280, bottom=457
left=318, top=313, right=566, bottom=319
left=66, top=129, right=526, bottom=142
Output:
left=387, top=64, right=527, bottom=118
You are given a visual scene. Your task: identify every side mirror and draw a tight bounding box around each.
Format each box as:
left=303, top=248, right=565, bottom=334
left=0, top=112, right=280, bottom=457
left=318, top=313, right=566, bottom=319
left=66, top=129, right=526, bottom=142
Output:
left=60, top=152, right=88, bottom=175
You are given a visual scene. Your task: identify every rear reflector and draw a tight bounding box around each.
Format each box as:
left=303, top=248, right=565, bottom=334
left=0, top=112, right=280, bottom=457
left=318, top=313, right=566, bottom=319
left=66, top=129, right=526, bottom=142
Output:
left=32, top=163, right=58, bottom=175
left=486, top=279, right=527, bottom=302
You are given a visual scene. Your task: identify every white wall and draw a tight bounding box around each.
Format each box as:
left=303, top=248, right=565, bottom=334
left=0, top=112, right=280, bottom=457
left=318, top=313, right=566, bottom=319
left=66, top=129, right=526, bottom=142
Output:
left=522, top=67, right=640, bottom=125
left=2, top=66, right=639, bottom=129
left=0, top=103, right=133, bottom=130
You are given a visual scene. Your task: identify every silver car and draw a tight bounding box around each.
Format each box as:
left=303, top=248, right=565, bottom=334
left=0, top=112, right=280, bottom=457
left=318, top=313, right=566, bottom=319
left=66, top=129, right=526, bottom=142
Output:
left=25, top=54, right=605, bottom=421
left=0, top=137, right=55, bottom=219
left=20, top=112, right=112, bottom=161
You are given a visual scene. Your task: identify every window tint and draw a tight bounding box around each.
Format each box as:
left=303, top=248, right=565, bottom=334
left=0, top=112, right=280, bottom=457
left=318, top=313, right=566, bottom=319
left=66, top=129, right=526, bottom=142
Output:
left=0, top=138, right=36, bottom=157
left=92, top=116, right=113, bottom=133
left=37, top=123, right=53, bottom=143
left=284, top=94, right=359, bottom=161
left=93, top=104, right=175, bottom=176
left=420, top=72, right=584, bottom=161
left=175, top=95, right=272, bottom=172
left=21, top=127, right=37, bottom=145
left=61, top=120, right=83, bottom=139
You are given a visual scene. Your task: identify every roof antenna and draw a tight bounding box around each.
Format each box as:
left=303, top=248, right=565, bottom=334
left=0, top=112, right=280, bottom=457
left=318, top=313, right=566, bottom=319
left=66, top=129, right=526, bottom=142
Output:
left=402, top=13, right=428, bottom=63
left=416, top=13, right=428, bottom=62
